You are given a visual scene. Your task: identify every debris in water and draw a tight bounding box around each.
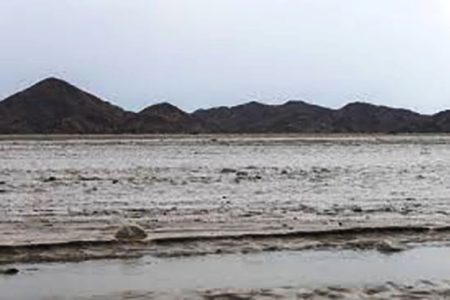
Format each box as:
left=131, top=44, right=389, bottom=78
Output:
left=43, top=176, right=57, bottom=182
left=115, top=224, right=148, bottom=241
left=220, top=168, right=237, bottom=174
left=376, top=240, right=405, bottom=254
left=0, top=268, right=19, bottom=275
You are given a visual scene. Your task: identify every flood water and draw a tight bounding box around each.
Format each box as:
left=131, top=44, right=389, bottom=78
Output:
left=1, top=135, right=450, bottom=299
left=2, top=246, right=450, bottom=299
left=1, top=135, right=450, bottom=245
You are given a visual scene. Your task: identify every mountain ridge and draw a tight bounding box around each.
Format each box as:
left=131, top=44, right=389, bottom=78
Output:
left=0, top=77, right=448, bottom=134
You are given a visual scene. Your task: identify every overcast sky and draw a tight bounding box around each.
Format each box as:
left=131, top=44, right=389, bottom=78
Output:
left=1, top=0, right=450, bottom=113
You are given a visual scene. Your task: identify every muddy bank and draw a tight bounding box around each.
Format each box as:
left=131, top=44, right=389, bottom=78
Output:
left=2, top=225, right=450, bottom=264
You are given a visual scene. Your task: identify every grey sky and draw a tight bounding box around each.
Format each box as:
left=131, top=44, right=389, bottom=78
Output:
left=1, top=0, right=450, bottom=113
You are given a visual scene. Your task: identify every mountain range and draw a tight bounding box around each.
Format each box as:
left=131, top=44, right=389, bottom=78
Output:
left=0, top=77, right=449, bottom=134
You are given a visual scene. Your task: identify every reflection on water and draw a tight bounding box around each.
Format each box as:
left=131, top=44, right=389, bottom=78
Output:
left=1, top=246, right=450, bottom=299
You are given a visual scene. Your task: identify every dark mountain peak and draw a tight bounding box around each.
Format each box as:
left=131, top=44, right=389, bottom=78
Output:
left=2, top=77, right=106, bottom=110
left=245, top=100, right=265, bottom=106
left=129, top=102, right=208, bottom=133
left=283, top=100, right=309, bottom=106
left=432, top=109, right=450, bottom=131
left=233, top=100, right=267, bottom=109
left=35, top=76, right=68, bottom=86
left=0, top=77, right=127, bottom=134
left=21, top=77, right=80, bottom=95
left=235, top=101, right=274, bottom=116
left=140, top=102, right=184, bottom=114
left=192, top=99, right=334, bottom=133
left=2, top=78, right=82, bottom=104
left=332, top=101, right=436, bottom=133
left=341, top=101, right=377, bottom=111
left=434, top=109, right=450, bottom=117
left=281, top=100, right=330, bottom=112
left=148, top=102, right=177, bottom=109
left=341, top=101, right=422, bottom=116
left=0, top=77, right=449, bottom=134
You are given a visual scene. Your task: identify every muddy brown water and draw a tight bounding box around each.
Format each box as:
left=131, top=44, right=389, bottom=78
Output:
left=2, top=246, right=450, bottom=299
left=2, top=135, right=450, bottom=298
left=1, top=134, right=450, bottom=246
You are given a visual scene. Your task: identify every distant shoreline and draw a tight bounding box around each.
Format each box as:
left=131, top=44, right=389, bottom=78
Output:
left=1, top=133, right=450, bottom=141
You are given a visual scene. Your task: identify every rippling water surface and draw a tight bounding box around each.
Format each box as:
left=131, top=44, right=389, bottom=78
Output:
left=1, top=135, right=450, bottom=299
left=1, top=135, right=450, bottom=244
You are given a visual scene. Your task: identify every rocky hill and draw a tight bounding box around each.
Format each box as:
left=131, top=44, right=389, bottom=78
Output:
left=193, top=101, right=439, bottom=133
left=192, top=101, right=335, bottom=133
left=0, top=78, right=129, bottom=134
left=0, top=77, right=449, bottom=134
left=124, top=102, right=210, bottom=133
